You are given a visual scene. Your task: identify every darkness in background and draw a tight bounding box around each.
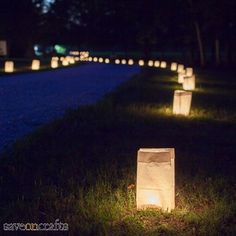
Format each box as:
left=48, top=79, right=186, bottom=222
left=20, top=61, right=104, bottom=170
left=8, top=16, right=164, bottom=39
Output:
left=0, top=0, right=235, bottom=66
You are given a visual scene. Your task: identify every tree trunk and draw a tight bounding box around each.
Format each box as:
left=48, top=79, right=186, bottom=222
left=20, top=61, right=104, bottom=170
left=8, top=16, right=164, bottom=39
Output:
left=194, top=21, right=205, bottom=67
left=215, top=38, right=220, bottom=66
left=25, top=40, right=34, bottom=58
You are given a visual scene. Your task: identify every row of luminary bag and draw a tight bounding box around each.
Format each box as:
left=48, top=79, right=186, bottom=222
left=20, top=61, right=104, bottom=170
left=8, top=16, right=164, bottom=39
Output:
left=135, top=63, right=194, bottom=212
left=87, top=56, right=178, bottom=212
left=3, top=56, right=194, bottom=117
left=88, top=57, right=195, bottom=117
left=2, top=59, right=67, bottom=72
left=3, top=55, right=184, bottom=212
left=1, top=51, right=90, bottom=72
left=66, top=55, right=179, bottom=212
left=90, top=59, right=191, bottom=212
left=2, top=56, right=83, bottom=72
left=136, top=63, right=189, bottom=212
left=171, top=63, right=195, bottom=116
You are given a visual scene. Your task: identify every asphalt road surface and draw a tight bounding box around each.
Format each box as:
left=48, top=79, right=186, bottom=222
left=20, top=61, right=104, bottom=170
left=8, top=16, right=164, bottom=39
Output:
left=0, top=63, right=140, bottom=152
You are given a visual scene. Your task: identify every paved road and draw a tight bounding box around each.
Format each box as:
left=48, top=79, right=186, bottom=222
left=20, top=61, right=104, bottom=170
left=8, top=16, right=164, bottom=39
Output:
left=0, top=63, right=140, bottom=152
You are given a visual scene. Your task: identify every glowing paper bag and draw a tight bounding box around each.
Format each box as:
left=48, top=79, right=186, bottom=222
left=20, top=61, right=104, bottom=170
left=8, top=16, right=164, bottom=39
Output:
left=136, top=148, right=175, bottom=212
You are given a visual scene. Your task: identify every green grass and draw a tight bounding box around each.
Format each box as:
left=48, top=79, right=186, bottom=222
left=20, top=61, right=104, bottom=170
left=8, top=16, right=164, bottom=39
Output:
left=0, top=67, right=236, bottom=235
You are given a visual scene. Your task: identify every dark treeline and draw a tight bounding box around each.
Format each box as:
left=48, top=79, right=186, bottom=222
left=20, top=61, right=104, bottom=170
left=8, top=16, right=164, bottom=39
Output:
left=0, top=0, right=235, bottom=66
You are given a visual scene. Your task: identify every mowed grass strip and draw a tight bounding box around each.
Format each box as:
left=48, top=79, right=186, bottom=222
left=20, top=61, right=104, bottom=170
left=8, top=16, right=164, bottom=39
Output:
left=0, top=68, right=235, bottom=235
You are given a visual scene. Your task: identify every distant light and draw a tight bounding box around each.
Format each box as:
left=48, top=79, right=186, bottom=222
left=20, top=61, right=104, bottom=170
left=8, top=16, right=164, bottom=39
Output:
left=80, top=51, right=89, bottom=60
left=177, top=64, right=184, bottom=73
left=160, top=61, right=167, bottom=68
left=128, top=59, right=134, bottom=65
left=178, top=70, right=186, bottom=83
left=183, top=75, right=196, bottom=91
left=52, top=56, right=59, bottom=61
left=115, top=59, right=120, bottom=64
left=54, top=44, right=66, bottom=54
left=31, top=59, right=40, bottom=70
left=154, top=60, right=160, bottom=67
left=148, top=60, right=154, bottom=67
left=51, top=58, right=58, bottom=68
left=105, top=58, right=110, bottom=63
left=98, top=57, right=103, bottom=63
left=70, top=51, right=80, bottom=56
left=42, top=0, right=55, bottom=13
left=171, top=62, right=177, bottom=71
left=121, top=59, right=126, bottom=64
left=186, top=67, right=193, bottom=77
left=66, top=56, right=75, bottom=64
left=33, top=44, right=43, bottom=56
left=62, top=59, right=69, bottom=66
left=138, top=60, right=144, bottom=66
left=5, top=61, right=14, bottom=73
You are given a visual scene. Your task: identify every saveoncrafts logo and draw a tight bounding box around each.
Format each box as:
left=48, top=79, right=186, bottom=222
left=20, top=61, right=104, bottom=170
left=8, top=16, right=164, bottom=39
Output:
left=3, top=219, right=69, bottom=231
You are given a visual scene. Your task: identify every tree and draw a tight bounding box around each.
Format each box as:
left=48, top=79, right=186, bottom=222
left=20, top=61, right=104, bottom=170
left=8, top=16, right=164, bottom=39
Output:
left=0, top=0, right=42, bottom=57
left=204, top=0, right=236, bottom=66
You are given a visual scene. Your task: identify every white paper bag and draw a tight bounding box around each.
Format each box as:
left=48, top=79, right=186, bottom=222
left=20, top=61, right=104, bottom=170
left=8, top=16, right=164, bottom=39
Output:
left=136, top=148, right=175, bottom=212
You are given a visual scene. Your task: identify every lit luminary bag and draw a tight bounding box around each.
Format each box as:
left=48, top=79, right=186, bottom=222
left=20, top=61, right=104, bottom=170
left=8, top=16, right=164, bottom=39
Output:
left=5, top=61, right=14, bottom=73
left=185, top=67, right=193, bottom=76
left=183, top=75, right=196, bottom=91
left=31, top=59, right=40, bottom=70
left=178, top=70, right=186, bottom=83
left=173, top=90, right=192, bottom=116
left=136, top=148, right=175, bottom=212
left=170, top=62, right=177, bottom=71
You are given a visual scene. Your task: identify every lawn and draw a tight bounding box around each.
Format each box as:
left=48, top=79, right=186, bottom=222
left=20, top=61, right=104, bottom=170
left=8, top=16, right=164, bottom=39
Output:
left=0, top=67, right=236, bottom=235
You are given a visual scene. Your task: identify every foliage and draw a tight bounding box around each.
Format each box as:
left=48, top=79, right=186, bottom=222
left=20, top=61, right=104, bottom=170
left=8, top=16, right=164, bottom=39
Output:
left=1, top=0, right=235, bottom=65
